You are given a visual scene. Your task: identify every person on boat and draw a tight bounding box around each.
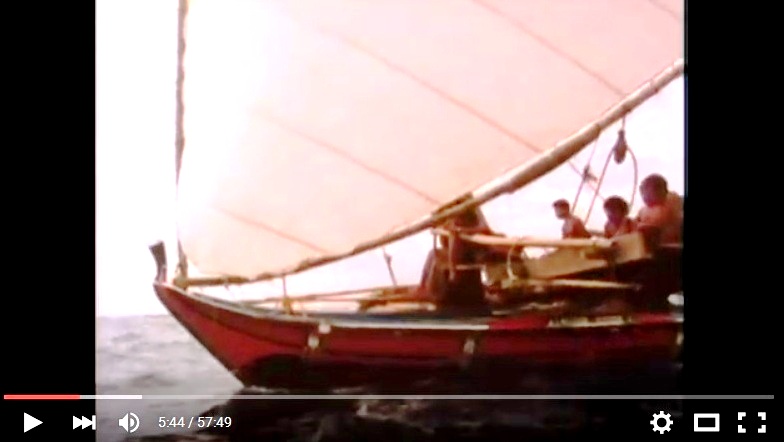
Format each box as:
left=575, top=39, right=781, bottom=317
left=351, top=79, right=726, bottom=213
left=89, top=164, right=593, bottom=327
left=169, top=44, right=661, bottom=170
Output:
left=635, top=174, right=682, bottom=244
left=417, top=196, right=494, bottom=309
left=576, top=195, right=640, bottom=315
left=552, top=199, right=591, bottom=239
left=602, top=196, right=636, bottom=238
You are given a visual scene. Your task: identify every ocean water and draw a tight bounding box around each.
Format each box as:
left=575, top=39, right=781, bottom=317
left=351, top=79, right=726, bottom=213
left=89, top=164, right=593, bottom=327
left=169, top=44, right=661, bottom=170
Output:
left=97, top=315, right=240, bottom=441
left=97, top=315, right=682, bottom=441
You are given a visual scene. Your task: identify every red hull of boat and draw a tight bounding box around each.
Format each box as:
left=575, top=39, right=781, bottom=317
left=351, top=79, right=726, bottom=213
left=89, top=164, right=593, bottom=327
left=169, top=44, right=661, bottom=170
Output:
left=154, top=283, right=681, bottom=388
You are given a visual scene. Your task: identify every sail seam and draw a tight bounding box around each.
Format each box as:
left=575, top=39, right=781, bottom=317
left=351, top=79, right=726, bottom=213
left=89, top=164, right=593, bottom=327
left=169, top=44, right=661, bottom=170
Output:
left=469, top=0, right=664, bottom=193
left=212, top=205, right=329, bottom=254
left=273, top=6, right=544, bottom=157
left=270, top=5, right=601, bottom=195
left=646, top=0, right=681, bottom=21
left=252, top=109, right=441, bottom=205
left=470, top=0, right=626, bottom=98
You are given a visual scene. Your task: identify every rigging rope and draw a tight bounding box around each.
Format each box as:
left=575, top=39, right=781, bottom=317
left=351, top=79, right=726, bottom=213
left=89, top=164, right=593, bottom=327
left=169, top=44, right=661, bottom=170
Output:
left=582, top=118, right=639, bottom=225
left=627, top=147, right=639, bottom=209
left=571, top=136, right=601, bottom=211
left=281, top=275, right=293, bottom=314
left=381, top=247, right=398, bottom=287
left=583, top=152, right=613, bottom=223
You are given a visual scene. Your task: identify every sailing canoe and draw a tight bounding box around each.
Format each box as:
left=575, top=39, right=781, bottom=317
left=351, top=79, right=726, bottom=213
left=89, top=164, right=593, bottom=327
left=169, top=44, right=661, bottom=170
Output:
left=154, top=0, right=685, bottom=387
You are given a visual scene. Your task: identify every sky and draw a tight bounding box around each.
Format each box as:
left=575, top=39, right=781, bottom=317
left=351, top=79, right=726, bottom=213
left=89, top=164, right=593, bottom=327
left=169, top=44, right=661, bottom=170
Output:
left=95, top=0, right=684, bottom=317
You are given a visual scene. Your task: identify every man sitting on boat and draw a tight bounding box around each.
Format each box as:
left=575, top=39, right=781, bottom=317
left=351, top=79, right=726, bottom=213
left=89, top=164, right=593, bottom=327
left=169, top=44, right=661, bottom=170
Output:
left=635, top=174, right=682, bottom=244
left=602, top=196, right=636, bottom=238
left=552, top=199, right=591, bottom=239
left=417, top=196, right=496, bottom=309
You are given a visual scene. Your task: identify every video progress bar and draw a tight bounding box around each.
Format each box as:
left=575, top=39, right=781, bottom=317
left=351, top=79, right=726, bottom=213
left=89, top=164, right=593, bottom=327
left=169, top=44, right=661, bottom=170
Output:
left=5, top=395, right=775, bottom=400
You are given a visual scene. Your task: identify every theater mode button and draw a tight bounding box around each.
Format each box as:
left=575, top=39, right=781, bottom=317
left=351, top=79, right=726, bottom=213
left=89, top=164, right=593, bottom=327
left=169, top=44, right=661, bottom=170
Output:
left=23, top=413, right=42, bottom=433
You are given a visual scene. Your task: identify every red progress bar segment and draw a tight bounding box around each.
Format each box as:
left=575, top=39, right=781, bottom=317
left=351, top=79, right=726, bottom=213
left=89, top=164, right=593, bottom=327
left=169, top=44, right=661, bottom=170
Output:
left=4, top=394, right=80, bottom=400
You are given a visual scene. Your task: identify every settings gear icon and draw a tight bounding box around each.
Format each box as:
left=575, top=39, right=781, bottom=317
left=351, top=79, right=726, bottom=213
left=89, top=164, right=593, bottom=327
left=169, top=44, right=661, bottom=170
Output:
left=651, top=411, right=673, bottom=434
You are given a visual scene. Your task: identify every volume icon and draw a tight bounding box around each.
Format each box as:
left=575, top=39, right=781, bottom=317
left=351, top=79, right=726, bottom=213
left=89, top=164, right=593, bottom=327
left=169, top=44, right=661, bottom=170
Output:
left=119, top=412, right=140, bottom=433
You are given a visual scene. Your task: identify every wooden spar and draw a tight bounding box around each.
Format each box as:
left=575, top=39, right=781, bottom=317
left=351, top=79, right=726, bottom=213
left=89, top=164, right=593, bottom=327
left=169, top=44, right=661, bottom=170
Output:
left=179, top=59, right=684, bottom=288
left=175, top=274, right=245, bottom=288
left=174, top=0, right=189, bottom=279
left=236, top=285, right=415, bottom=305
left=500, top=279, right=640, bottom=291
left=244, top=293, right=430, bottom=308
left=239, top=279, right=639, bottom=308
left=431, top=229, right=615, bottom=249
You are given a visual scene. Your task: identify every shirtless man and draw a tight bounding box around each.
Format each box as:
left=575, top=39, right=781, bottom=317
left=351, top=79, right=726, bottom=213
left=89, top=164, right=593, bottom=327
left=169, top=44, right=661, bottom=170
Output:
left=552, top=199, right=591, bottom=239
left=602, top=196, right=636, bottom=238
left=636, top=174, right=682, bottom=244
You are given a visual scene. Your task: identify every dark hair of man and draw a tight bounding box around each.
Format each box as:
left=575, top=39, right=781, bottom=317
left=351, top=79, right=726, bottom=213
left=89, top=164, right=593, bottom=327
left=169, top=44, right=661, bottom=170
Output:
left=640, top=174, right=668, bottom=193
left=603, top=196, right=629, bottom=215
left=552, top=199, right=570, bottom=210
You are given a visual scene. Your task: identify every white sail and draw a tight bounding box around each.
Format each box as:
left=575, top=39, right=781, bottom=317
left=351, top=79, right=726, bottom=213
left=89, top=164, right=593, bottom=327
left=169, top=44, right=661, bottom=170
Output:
left=177, top=0, right=683, bottom=279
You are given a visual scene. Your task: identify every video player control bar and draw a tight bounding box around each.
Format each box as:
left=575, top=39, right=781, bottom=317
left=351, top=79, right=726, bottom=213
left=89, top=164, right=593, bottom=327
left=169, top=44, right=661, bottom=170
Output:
left=4, top=394, right=776, bottom=400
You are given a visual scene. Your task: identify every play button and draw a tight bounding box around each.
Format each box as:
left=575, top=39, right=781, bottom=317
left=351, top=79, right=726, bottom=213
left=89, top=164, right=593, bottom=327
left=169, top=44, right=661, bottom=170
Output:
left=23, top=413, right=42, bottom=433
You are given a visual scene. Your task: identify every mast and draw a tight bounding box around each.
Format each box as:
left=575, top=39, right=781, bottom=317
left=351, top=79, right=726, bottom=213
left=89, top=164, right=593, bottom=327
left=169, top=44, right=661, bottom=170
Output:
left=174, top=0, right=188, bottom=279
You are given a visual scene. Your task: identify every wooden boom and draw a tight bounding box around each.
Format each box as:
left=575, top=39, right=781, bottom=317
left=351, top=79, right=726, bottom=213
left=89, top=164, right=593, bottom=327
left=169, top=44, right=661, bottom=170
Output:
left=432, top=229, right=615, bottom=249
